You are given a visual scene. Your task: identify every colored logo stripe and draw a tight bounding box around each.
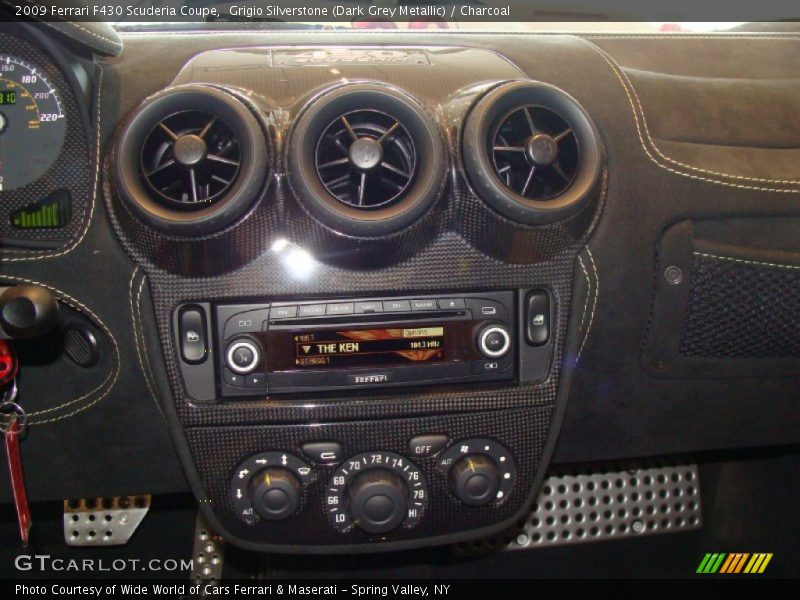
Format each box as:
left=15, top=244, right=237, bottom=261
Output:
left=697, top=553, right=726, bottom=573
left=744, top=553, right=773, bottom=574
left=697, top=553, right=773, bottom=574
left=720, top=553, right=749, bottom=573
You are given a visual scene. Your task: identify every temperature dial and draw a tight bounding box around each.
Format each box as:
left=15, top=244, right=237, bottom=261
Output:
left=326, top=452, right=427, bottom=534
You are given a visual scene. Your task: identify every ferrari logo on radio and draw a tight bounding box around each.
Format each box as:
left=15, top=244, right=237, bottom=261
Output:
left=353, top=374, right=388, bottom=384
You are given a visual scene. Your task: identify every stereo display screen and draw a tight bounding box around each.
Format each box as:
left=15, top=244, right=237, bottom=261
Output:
left=292, top=327, right=444, bottom=368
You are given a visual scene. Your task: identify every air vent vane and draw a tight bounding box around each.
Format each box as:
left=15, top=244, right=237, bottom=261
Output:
left=462, top=80, right=602, bottom=225
left=492, top=105, right=578, bottom=200
left=287, top=83, right=445, bottom=237
left=114, top=85, right=268, bottom=236
left=315, top=109, right=417, bottom=209
left=140, top=111, right=241, bottom=209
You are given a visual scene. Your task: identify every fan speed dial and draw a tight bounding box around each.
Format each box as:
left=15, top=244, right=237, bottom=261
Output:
left=326, top=451, right=427, bottom=534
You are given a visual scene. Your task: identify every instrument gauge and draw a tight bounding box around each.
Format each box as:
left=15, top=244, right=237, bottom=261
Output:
left=0, top=53, right=67, bottom=191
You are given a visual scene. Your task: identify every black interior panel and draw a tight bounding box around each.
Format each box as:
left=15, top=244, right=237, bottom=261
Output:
left=0, top=24, right=797, bottom=554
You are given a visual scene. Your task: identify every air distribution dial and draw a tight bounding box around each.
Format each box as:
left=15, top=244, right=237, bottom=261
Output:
left=231, top=452, right=315, bottom=525
left=448, top=454, right=501, bottom=506
left=248, top=467, right=303, bottom=521
left=438, top=438, right=517, bottom=507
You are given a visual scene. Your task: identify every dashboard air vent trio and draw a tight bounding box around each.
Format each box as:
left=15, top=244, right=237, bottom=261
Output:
left=114, top=85, right=268, bottom=236
left=288, top=83, right=446, bottom=237
left=463, top=81, right=602, bottom=225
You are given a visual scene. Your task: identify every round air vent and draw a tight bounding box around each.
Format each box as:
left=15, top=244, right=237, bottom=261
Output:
left=288, top=83, right=445, bottom=237
left=462, top=81, right=602, bottom=225
left=114, top=85, right=268, bottom=236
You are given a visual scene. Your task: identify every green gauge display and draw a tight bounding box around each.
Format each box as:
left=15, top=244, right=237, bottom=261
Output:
left=0, top=54, right=67, bottom=191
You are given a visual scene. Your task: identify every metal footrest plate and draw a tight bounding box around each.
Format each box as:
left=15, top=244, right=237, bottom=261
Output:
left=457, top=462, right=702, bottom=553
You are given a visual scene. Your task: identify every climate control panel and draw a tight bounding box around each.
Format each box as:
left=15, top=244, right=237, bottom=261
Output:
left=227, top=438, right=517, bottom=536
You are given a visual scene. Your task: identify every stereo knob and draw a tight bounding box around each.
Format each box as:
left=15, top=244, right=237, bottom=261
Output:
left=248, top=467, right=302, bottom=521
left=347, top=469, right=408, bottom=534
left=449, top=454, right=501, bottom=506
left=226, top=339, right=260, bottom=375
left=476, top=324, right=511, bottom=359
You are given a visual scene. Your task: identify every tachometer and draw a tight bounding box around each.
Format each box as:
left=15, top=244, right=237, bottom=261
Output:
left=0, top=54, right=67, bottom=191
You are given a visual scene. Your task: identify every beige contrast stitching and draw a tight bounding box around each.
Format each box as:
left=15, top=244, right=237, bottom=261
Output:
left=578, top=38, right=800, bottom=193
left=0, top=274, right=120, bottom=424
left=2, top=67, right=104, bottom=261
left=133, top=273, right=167, bottom=421
left=694, top=251, right=800, bottom=270
left=576, top=255, right=592, bottom=335
left=54, top=22, right=122, bottom=50
left=576, top=247, right=599, bottom=362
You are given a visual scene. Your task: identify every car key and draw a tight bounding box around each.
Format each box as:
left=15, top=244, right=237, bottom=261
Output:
left=0, top=340, right=30, bottom=545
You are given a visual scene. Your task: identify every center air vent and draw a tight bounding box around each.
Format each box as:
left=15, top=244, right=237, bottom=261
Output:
left=463, top=81, right=602, bottom=225
left=288, top=83, right=445, bottom=237
left=114, top=85, right=268, bottom=236
left=315, top=110, right=417, bottom=209
left=140, top=110, right=241, bottom=208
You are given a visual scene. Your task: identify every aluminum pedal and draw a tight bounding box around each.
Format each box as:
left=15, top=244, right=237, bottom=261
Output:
left=63, top=495, right=150, bottom=546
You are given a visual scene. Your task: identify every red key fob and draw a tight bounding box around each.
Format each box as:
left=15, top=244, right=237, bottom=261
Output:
left=5, top=417, right=31, bottom=545
left=0, top=340, right=17, bottom=385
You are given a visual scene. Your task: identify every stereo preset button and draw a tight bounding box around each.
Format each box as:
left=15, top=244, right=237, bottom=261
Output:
left=326, top=302, right=354, bottom=316
left=384, top=300, right=411, bottom=312
left=354, top=301, right=383, bottom=314
left=226, top=340, right=261, bottom=375
left=438, top=298, right=466, bottom=310
left=410, top=299, right=437, bottom=311
left=223, top=368, right=245, bottom=387
left=224, top=307, right=269, bottom=339
left=408, top=434, right=449, bottom=457
left=245, top=373, right=266, bottom=389
left=301, top=441, right=343, bottom=464
left=472, top=358, right=511, bottom=374
left=298, top=304, right=326, bottom=318
left=271, top=305, right=298, bottom=319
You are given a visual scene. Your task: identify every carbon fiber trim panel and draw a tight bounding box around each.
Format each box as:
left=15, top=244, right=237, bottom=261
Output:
left=102, top=45, right=606, bottom=550
left=185, top=407, right=550, bottom=549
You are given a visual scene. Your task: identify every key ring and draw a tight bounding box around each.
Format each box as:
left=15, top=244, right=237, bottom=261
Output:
left=0, top=380, right=25, bottom=435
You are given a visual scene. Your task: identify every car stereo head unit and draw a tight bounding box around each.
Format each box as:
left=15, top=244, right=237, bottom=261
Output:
left=211, top=291, right=516, bottom=397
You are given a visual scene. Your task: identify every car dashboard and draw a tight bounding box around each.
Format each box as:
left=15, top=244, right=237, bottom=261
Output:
left=0, top=17, right=798, bottom=568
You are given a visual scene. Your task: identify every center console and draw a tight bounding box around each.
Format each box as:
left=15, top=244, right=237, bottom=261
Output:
left=104, top=44, right=606, bottom=552
left=168, top=290, right=553, bottom=549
